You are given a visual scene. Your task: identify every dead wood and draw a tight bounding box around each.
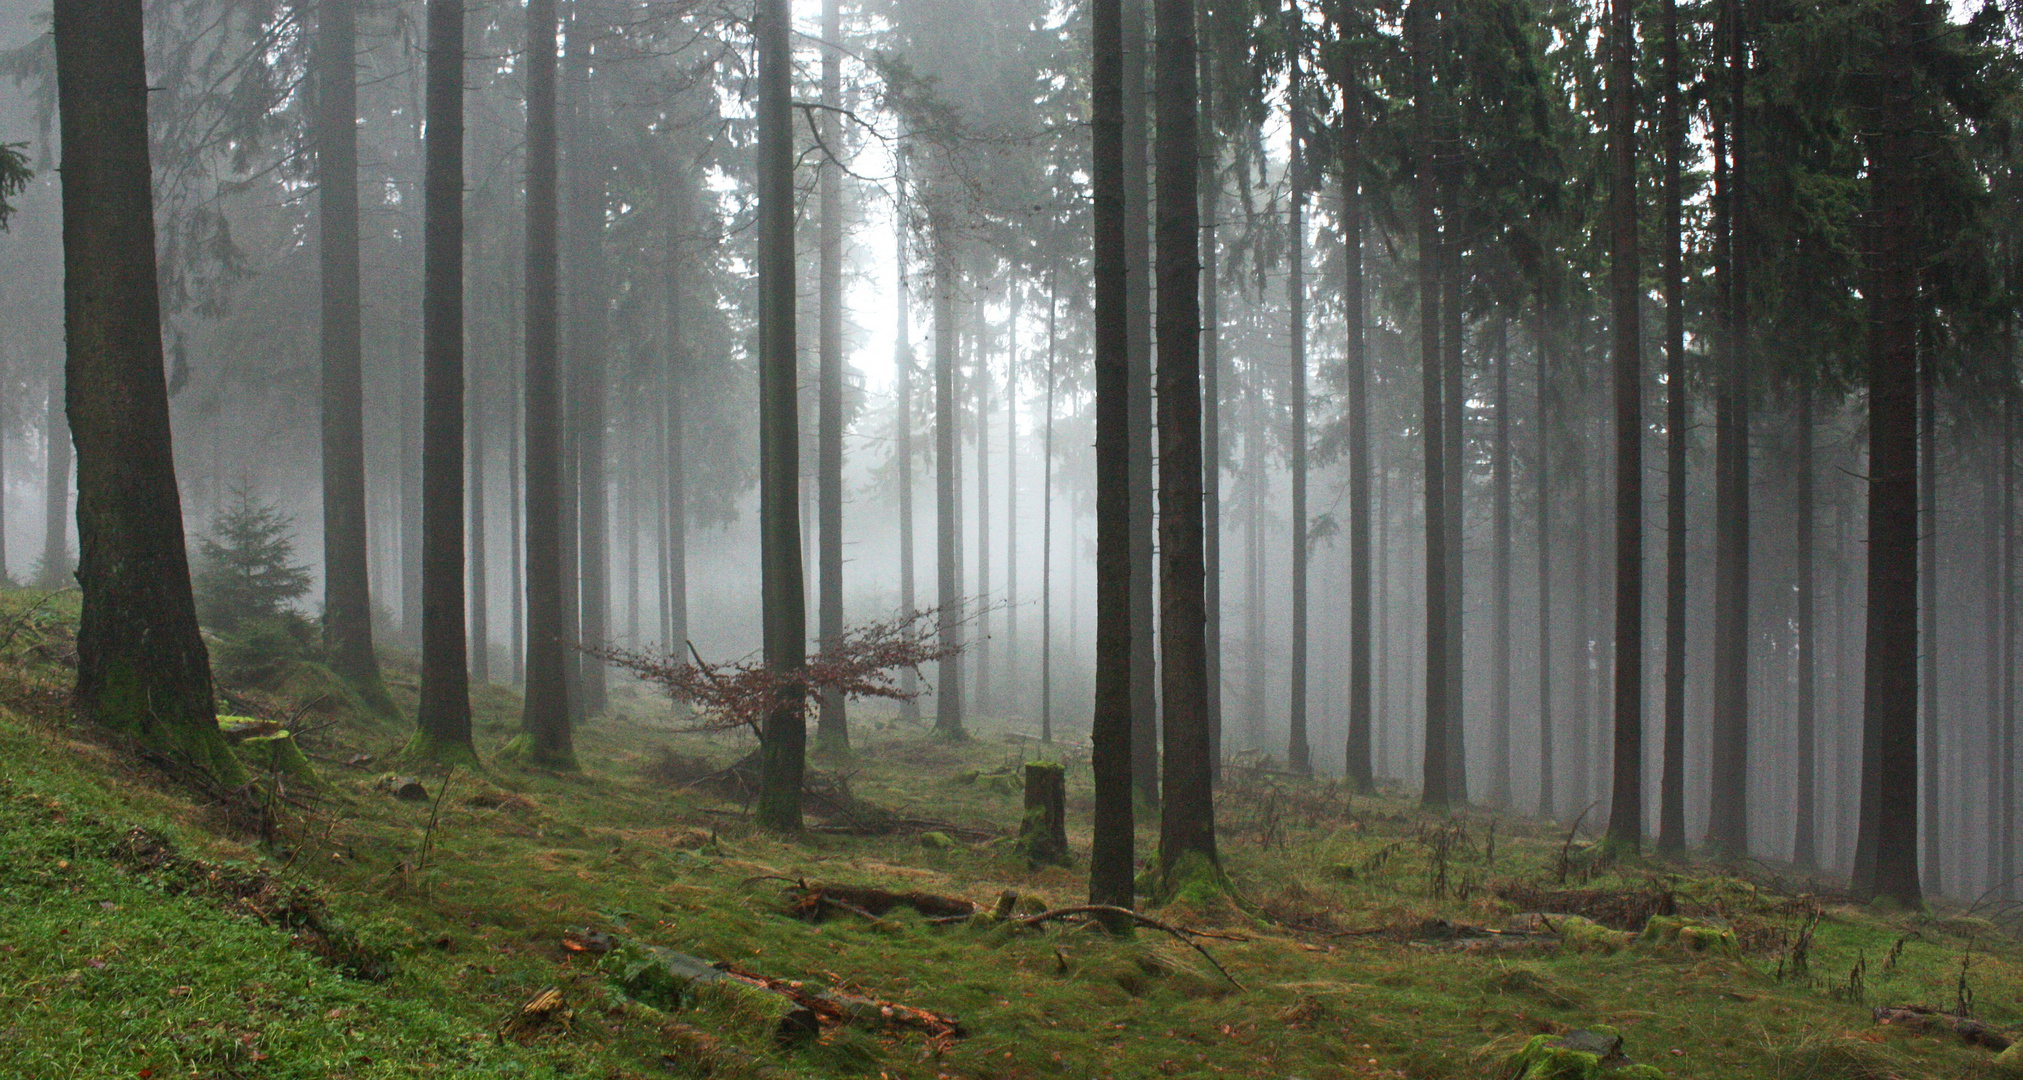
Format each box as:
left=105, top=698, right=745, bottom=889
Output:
left=499, top=986, right=571, bottom=1043
left=783, top=880, right=981, bottom=922
left=1007, top=905, right=1245, bottom=991
left=717, top=962, right=964, bottom=1043
left=1872, top=1004, right=2014, bottom=1050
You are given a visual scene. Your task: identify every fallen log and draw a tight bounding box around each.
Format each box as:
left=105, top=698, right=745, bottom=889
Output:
left=782, top=881, right=981, bottom=922
left=718, top=962, right=964, bottom=1042
left=1872, top=1004, right=2014, bottom=1051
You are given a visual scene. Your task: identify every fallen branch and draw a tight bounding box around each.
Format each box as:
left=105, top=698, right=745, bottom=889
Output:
left=1008, top=905, right=1245, bottom=991
left=717, top=961, right=964, bottom=1042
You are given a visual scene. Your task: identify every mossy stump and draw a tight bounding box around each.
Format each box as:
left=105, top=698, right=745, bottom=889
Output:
left=1507, top=1028, right=1663, bottom=1079
left=218, top=716, right=320, bottom=788
left=1636, top=915, right=1737, bottom=955
left=1018, top=761, right=1071, bottom=867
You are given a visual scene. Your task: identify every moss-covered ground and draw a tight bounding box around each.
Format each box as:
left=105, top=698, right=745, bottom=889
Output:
left=1, top=588, right=2020, bottom=1079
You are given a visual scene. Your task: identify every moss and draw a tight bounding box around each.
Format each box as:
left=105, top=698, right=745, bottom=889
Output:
left=396, top=728, right=483, bottom=769
left=1551, top=914, right=1634, bottom=953
left=1156, top=848, right=1228, bottom=906
left=1994, top=1042, right=2023, bottom=1077
left=602, top=944, right=816, bottom=1046
left=497, top=732, right=579, bottom=771
left=232, top=729, right=322, bottom=788
left=1507, top=1030, right=1664, bottom=1079
left=1638, top=915, right=1738, bottom=955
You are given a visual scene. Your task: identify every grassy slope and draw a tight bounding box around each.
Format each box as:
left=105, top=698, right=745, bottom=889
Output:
left=0, top=589, right=2017, bottom=1080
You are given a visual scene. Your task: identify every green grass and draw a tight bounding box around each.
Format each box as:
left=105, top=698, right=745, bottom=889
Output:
left=0, top=588, right=2019, bottom=1079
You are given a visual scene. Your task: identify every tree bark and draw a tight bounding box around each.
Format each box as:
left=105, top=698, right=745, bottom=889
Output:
left=1917, top=340, right=1938, bottom=891
left=1155, top=0, right=1215, bottom=884
left=1343, top=68, right=1372, bottom=793
left=1090, top=0, right=1136, bottom=909
left=516, top=0, right=573, bottom=767
left=565, top=35, right=608, bottom=717
left=1605, top=0, right=1642, bottom=851
left=413, top=0, right=473, bottom=762
left=932, top=210, right=965, bottom=740
left=1200, top=44, right=1223, bottom=781
left=1123, top=0, right=1158, bottom=805
left=1042, top=268, right=1058, bottom=742
left=55, top=0, right=245, bottom=784
left=814, top=0, right=848, bottom=755
left=1537, top=311, right=1556, bottom=818
left=756, top=0, right=806, bottom=829
left=1287, top=32, right=1311, bottom=777
left=1656, top=0, right=1688, bottom=855
left=1849, top=0, right=1922, bottom=906
left=470, top=321, right=491, bottom=685
left=1412, top=0, right=1450, bottom=809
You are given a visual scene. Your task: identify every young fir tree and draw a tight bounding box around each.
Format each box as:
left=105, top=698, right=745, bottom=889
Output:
left=193, top=482, right=314, bottom=634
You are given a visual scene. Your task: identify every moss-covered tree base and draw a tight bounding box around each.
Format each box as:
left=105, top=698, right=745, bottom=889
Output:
left=1155, top=849, right=1228, bottom=907
left=496, top=733, right=578, bottom=771
left=396, top=729, right=482, bottom=770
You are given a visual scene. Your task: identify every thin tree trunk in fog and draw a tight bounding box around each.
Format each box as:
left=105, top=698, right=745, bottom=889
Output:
left=317, top=0, right=385, bottom=700
left=1850, top=0, right=1922, bottom=901
left=1006, top=288, right=1020, bottom=699
left=932, top=210, right=965, bottom=740
left=1287, top=43, right=1311, bottom=776
left=1794, top=388, right=1817, bottom=867
left=1090, top=0, right=1136, bottom=908
left=1918, top=347, right=1938, bottom=890
left=509, top=346, right=524, bottom=686
left=976, top=304, right=993, bottom=714
left=403, top=366, right=423, bottom=650
left=755, top=0, right=806, bottom=829
left=1343, top=73, right=1373, bottom=793
left=1573, top=441, right=1593, bottom=809
left=1245, top=364, right=1264, bottom=750
left=566, top=45, right=608, bottom=717
left=517, top=0, right=573, bottom=767
left=413, top=0, right=473, bottom=761
left=1606, top=0, right=1642, bottom=850
left=1489, top=317, right=1510, bottom=807
left=470, top=312, right=491, bottom=685
left=815, top=0, right=848, bottom=754
left=1412, top=0, right=1450, bottom=808
left=895, top=196, right=920, bottom=721
left=1155, top=0, right=1214, bottom=884
left=2003, top=390, right=2016, bottom=896
left=1536, top=315, right=1555, bottom=819
left=55, top=0, right=246, bottom=783
left=1378, top=459, right=1391, bottom=777
left=1200, top=44, right=1223, bottom=780
left=1656, top=0, right=1688, bottom=853
left=1123, top=0, right=1158, bottom=805
left=1042, top=266, right=1058, bottom=742
left=623, top=405, right=637, bottom=643
left=663, top=208, right=689, bottom=659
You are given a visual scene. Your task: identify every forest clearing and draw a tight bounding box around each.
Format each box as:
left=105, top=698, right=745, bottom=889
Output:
left=0, top=588, right=2017, bottom=1080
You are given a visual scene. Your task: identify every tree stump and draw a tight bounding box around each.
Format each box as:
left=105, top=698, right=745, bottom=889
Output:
left=1019, top=761, right=1071, bottom=866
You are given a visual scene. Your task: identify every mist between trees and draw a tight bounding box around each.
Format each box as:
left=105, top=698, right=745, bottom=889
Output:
left=0, top=0, right=2011, bottom=902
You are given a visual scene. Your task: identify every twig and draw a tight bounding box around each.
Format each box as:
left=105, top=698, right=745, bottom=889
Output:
left=1009, top=905, right=1245, bottom=990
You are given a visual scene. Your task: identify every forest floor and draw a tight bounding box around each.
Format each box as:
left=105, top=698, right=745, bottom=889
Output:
left=1, top=588, right=2020, bottom=1079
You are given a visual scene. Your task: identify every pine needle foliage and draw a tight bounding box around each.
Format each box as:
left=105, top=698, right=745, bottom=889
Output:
left=193, top=480, right=312, bottom=633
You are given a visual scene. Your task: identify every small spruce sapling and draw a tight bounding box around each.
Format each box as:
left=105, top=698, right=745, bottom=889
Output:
left=194, top=480, right=315, bottom=684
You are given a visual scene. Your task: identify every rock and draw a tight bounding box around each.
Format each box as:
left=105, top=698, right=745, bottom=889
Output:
left=1637, top=915, right=1737, bottom=955
left=1507, top=1027, right=1663, bottom=1078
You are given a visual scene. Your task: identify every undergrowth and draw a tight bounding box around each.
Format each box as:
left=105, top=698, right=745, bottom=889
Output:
left=0, top=588, right=2018, bottom=1079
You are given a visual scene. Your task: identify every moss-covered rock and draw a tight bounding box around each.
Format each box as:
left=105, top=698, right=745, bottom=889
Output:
left=1506, top=1028, right=1663, bottom=1079
left=1637, top=914, right=1737, bottom=955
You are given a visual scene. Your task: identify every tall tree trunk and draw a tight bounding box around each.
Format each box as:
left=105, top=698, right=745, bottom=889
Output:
left=40, top=361, right=69, bottom=589
left=403, top=364, right=423, bottom=651
left=1705, top=0, right=1751, bottom=857
left=55, top=0, right=246, bottom=783
left=517, top=0, right=572, bottom=767
left=317, top=0, right=387, bottom=703
left=976, top=302, right=993, bottom=714
left=1200, top=44, right=1223, bottom=780
left=509, top=331, right=524, bottom=686
left=1794, top=387, right=1817, bottom=868
left=932, top=209, right=965, bottom=740
left=1918, top=343, right=1938, bottom=891
left=1440, top=187, right=1466, bottom=804
left=1537, top=314, right=1555, bottom=818
left=814, top=0, right=848, bottom=755
left=1043, top=268, right=1059, bottom=742
left=1343, top=69, right=1373, bottom=793
left=1849, top=0, right=1922, bottom=906
left=470, top=327, right=491, bottom=684
left=1156, top=0, right=1215, bottom=886
left=1006, top=287, right=1020, bottom=702
left=895, top=194, right=920, bottom=722
left=755, top=0, right=806, bottom=829
left=2003, top=388, right=2017, bottom=895
left=1123, top=0, right=1159, bottom=805
left=1656, top=0, right=1688, bottom=854
left=664, top=207, right=689, bottom=660
left=412, top=0, right=473, bottom=762
left=1489, top=316, right=1510, bottom=807
left=1412, top=0, right=1450, bottom=808
left=566, top=42, right=608, bottom=717
left=1605, top=0, right=1642, bottom=851
left=1287, top=41, right=1311, bottom=776
left=1090, top=0, right=1137, bottom=908
left=1245, top=360, right=1265, bottom=750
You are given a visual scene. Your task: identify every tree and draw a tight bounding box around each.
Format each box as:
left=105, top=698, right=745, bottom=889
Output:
left=412, top=0, right=474, bottom=764
left=1286, top=2, right=1312, bottom=777
left=1412, top=0, right=1452, bottom=809
left=1850, top=0, right=1926, bottom=907
left=1155, top=0, right=1215, bottom=888
left=1338, top=31, right=1371, bottom=791
left=514, top=0, right=576, bottom=770
left=893, top=182, right=921, bottom=723
left=193, top=483, right=313, bottom=633
left=754, top=0, right=807, bottom=829
left=1604, top=0, right=1642, bottom=852
left=932, top=203, right=965, bottom=741
left=317, top=0, right=389, bottom=711
left=1655, top=0, right=1688, bottom=855
left=1123, top=0, right=1158, bottom=807
left=54, top=0, right=246, bottom=785
left=814, top=0, right=849, bottom=756
left=1089, top=0, right=1135, bottom=911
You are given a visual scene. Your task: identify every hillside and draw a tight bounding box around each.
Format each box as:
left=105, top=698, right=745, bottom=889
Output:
left=0, top=588, right=2018, bottom=1080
